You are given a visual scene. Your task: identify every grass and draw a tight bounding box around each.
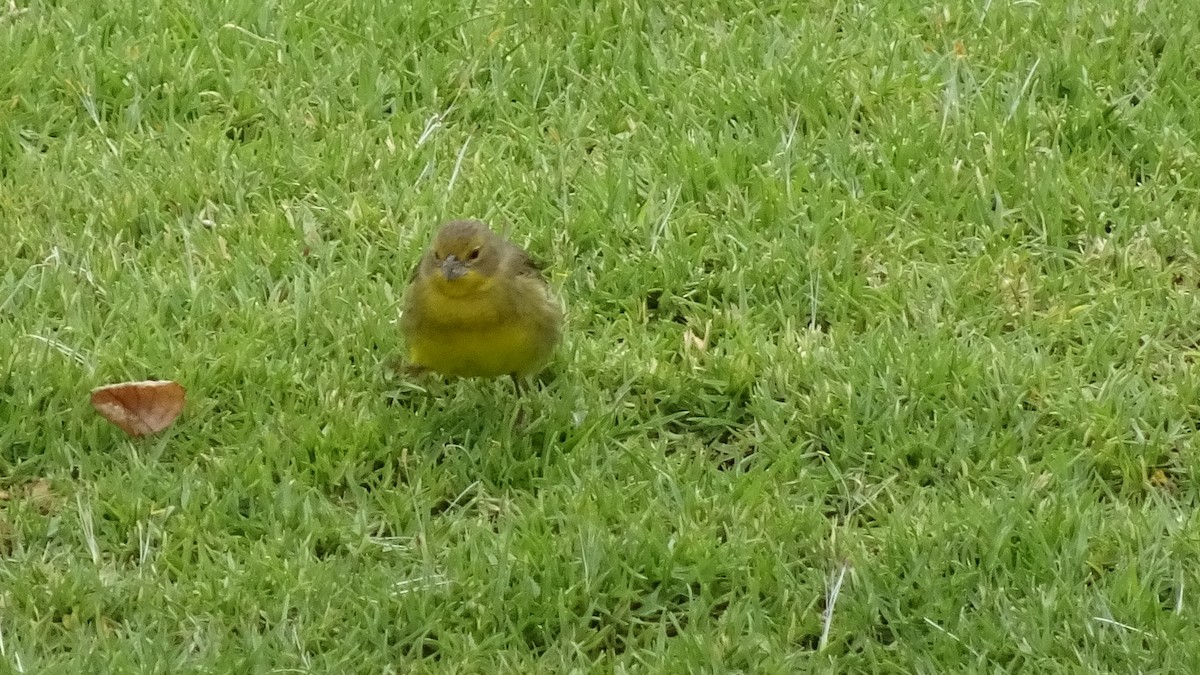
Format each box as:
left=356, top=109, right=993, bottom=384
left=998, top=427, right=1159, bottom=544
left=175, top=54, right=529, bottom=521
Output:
left=2, top=0, right=1200, bottom=670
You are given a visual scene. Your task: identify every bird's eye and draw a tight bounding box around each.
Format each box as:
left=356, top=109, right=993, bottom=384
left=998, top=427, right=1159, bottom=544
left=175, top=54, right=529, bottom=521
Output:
left=467, top=248, right=481, bottom=261
left=433, top=251, right=442, bottom=261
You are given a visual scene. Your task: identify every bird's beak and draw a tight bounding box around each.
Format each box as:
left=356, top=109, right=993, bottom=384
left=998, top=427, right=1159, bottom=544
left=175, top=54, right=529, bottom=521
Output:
left=440, top=254, right=467, bottom=281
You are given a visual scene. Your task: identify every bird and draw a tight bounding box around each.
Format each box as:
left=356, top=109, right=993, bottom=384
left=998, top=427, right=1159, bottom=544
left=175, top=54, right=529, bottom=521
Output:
left=399, top=219, right=563, bottom=391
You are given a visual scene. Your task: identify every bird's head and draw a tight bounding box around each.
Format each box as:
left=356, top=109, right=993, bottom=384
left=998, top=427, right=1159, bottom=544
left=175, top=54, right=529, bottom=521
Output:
left=423, top=220, right=501, bottom=295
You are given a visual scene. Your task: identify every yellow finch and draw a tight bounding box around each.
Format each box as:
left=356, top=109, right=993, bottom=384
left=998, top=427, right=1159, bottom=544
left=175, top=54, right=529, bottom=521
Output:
left=400, top=220, right=563, bottom=387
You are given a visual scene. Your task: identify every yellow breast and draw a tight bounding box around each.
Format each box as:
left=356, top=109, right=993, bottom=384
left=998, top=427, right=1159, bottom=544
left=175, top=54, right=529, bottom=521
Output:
left=402, top=276, right=559, bottom=378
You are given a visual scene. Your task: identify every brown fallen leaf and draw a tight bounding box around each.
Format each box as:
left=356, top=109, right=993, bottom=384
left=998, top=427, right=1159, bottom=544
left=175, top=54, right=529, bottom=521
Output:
left=91, top=380, right=186, bottom=437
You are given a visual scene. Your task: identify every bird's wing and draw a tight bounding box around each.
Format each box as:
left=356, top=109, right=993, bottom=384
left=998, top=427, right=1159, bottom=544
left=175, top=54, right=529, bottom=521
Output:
left=508, top=244, right=551, bottom=282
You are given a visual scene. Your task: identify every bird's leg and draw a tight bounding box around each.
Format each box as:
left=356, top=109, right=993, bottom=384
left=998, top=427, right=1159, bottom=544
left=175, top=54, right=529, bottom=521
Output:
left=385, top=354, right=430, bottom=379
left=401, top=364, right=431, bottom=378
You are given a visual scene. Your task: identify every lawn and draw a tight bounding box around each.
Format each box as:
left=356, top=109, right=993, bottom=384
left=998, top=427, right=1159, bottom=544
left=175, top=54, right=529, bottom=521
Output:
left=3, top=0, right=1200, bottom=671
